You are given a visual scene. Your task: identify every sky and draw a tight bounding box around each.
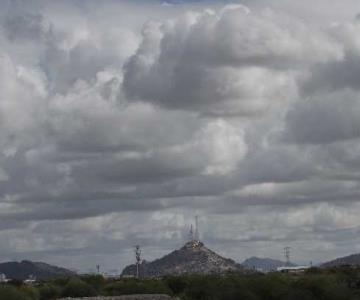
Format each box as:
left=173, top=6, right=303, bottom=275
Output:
left=1, top=0, right=360, bottom=273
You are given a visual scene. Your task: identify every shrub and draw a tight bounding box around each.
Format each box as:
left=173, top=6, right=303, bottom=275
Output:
left=0, top=285, right=30, bottom=300
left=19, top=285, right=39, bottom=300
left=38, top=283, right=61, bottom=300
left=61, top=277, right=96, bottom=298
left=81, top=274, right=106, bottom=293
left=165, top=276, right=187, bottom=295
left=183, top=275, right=220, bottom=300
left=105, top=279, right=170, bottom=296
left=294, top=275, right=352, bottom=300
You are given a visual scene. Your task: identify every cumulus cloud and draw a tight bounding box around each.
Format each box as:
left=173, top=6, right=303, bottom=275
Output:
left=123, top=6, right=340, bottom=116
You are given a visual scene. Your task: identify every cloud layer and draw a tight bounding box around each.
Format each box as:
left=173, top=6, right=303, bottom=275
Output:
left=1, top=0, right=360, bottom=272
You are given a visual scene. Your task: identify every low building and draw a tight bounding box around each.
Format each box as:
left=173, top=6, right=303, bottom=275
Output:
left=24, top=274, right=36, bottom=284
left=276, top=266, right=310, bottom=273
left=0, top=273, right=9, bottom=283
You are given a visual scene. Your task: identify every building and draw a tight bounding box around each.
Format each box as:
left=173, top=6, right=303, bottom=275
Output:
left=0, top=273, right=9, bottom=283
left=276, top=266, right=311, bottom=273
left=24, top=275, right=36, bottom=284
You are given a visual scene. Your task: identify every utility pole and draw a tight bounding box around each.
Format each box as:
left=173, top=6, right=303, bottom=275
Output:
left=96, top=264, right=100, bottom=274
left=134, top=245, right=142, bottom=278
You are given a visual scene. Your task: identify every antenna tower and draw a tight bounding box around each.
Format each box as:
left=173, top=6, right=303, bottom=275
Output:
left=284, top=247, right=291, bottom=266
left=189, top=224, right=194, bottom=241
left=96, top=264, right=100, bottom=274
left=134, top=245, right=142, bottom=278
left=194, top=215, right=199, bottom=241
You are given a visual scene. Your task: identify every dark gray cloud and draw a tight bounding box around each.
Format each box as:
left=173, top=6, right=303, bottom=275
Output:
left=283, top=21, right=360, bottom=144
left=1, top=0, right=360, bottom=273
left=123, top=6, right=338, bottom=116
left=3, top=13, right=47, bottom=41
left=284, top=89, right=360, bottom=144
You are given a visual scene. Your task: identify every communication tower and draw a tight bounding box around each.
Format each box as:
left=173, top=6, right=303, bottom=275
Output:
left=189, top=224, right=194, bottom=241
left=194, top=215, right=199, bottom=241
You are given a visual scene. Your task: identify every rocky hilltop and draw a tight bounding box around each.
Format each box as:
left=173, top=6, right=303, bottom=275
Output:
left=121, top=240, right=243, bottom=277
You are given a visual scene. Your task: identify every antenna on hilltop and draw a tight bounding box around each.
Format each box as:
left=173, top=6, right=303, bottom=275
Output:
left=189, top=224, right=194, bottom=241
left=194, top=215, right=199, bottom=241
left=284, top=247, right=291, bottom=266
left=134, top=245, right=142, bottom=278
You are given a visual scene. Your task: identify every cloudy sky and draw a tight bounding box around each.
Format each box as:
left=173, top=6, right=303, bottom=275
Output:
left=1, top=0, right=360, bottom=273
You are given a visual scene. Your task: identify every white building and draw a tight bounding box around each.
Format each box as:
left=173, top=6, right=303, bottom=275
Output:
left=276, top=266, right=311, bottom=273
left=0, top=273, right=9, bottom=283
left=24, top=274, right=36, bottom=284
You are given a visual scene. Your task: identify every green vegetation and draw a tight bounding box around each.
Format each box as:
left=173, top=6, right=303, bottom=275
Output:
left=105, top=278, right=170, bottom=296
left=61, top=277, right=97, bottom=298
left=3, top=267, right=360, bottom=299
left=0, top=285, right=31, bottom=300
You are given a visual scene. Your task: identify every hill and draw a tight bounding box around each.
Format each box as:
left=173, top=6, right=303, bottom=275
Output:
left=321, top=253, right=360, bottom=268
left=0, top=260, right=75, bottom=280
left=121, top=240, right=244, bottom=277
left=242, top=257, right=296, bottom=272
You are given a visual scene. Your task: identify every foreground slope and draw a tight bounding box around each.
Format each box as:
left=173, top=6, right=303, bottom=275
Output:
left=122, top=240, right=244, bottom=277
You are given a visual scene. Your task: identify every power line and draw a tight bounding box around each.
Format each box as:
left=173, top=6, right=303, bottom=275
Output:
left=134, top=245, right=142, bottom=278
left=284, top=247, right=291, bottom=266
